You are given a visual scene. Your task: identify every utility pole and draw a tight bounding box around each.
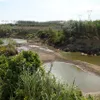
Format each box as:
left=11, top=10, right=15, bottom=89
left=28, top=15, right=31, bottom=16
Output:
left=87, top=10, right=92, bottom=21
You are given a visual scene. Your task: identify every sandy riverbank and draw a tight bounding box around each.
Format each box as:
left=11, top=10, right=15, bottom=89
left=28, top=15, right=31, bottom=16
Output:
left=41, top=50, right=100, bottom=76
left=21, top=42, right=100, bottom=76
left=40, top=51, right=100, bottom=96
left=19, top=42, right=100, bottom=76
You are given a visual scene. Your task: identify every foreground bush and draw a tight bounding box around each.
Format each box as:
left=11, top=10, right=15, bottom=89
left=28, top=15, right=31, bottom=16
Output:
left=0, top=51, right=93, bottom=100
left=0, top=51, right=41, bottom=100
left=12, top=69, right=93, bottom=100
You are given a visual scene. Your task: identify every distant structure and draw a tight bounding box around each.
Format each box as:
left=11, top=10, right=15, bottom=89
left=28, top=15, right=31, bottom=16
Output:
left=87, top=10, right=92, bottom=21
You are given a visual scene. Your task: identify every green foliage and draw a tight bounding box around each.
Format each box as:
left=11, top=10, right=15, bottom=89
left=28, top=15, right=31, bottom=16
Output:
left=26, top=33, right=35, bottom=39
left=38, top=29, right=64, bottom=46
left=0, top=39, right=3, bottom=45
left=0, top=50, right=94, bottom=100
left=7, top=38, right=17, bottom=45
left=16, top=21, right=63, bottom=28
left=1, top=20, right=100, bottom=55
left=0, top=25, right=12, bottom=37
left=18, top=51, right=41, bottom=72
left=36, top=20, right=100, bottom=55
left=0, top=51, right=41, bottom=100
left=0, top=38, right=17, bottom=56
left=0, top=55, right=8, bottom=78
left=0, top=45, right=18, bottom=56
left=14, top=69, right=93, bottom=100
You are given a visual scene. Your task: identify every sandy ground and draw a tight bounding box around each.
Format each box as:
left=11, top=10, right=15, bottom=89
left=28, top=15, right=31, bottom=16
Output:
left=39, top=51, right=100, bottom=96
left=39, top=49, right=100, bottom=76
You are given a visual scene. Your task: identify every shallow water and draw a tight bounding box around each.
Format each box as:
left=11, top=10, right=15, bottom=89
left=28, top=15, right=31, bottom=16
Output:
left=44, top=61, right=100, bottom=93
left=61, top=52, right=100, bottom=66
left=13, top=39, right=27, bottom=44
left=2, top=38, right=27, bottom=45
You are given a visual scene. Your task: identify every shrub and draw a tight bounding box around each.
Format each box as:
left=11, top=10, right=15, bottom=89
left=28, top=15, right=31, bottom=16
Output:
left=0, top=51, right=93, bottom=100
left=0, top=44, right=18, bottom=56
left=0, top=38, right=18, bottom=56
left=0, top=39, right=3, bottom=45
left=0, top=51, right=41, bottom=100
left=14, top=69, right=93, bottom=100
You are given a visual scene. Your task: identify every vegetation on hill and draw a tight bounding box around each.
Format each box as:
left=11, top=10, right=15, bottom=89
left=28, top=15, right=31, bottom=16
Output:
left=0, top=20, right=100, bottom=55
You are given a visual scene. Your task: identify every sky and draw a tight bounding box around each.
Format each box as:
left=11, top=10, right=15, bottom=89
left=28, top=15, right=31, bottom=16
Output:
left=0, top=0, right=100, bottom=23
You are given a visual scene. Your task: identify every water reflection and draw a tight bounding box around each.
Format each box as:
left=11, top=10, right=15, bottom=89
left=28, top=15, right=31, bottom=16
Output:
left=44, top=61, right=100, bottom=93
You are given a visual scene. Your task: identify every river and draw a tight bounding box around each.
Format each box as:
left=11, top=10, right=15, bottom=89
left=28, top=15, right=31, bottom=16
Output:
left=44, top=61, right=100, bottom=93
left=1, top=38, right=100, bottom=93
left=61, top=52, right=100, bottom=66
left=1, top=38, right=27, bottom=45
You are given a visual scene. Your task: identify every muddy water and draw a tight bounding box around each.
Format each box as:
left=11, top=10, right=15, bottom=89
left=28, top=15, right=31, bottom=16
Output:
left=61, top=52, right=100, bottom=66
left=44, top=61, right=100, bottom=93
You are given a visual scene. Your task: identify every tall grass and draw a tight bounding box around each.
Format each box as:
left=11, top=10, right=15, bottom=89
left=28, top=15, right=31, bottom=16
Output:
left=0, top=38, right=17, bottom=56
left=13, top=68, right=93, bottom=100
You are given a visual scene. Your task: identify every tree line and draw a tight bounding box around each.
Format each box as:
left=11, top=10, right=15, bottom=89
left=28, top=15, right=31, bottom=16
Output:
left=0, top=20, right=100, bottom=55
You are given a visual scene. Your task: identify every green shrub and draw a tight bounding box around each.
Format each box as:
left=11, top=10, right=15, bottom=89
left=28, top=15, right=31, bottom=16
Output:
left=0, top=39, right=18, bottom=56
left=14, top=69, right=93, bottom=100
left=0, top=51, right=41, bottom=100
left=0, top=51, right=93, bottom=100
left=0, top=39, right=3, bottom=45
left=0, top=44, right=18, bottom=56
left=26, top=33, right=35, bottom=39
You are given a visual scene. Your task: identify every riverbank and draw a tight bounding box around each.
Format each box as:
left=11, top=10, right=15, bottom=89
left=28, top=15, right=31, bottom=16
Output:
left=40, top=50, right=100, bottom=97
left=16, top=41, right=100, bottom=96
left=40, top=49, right=100, bottom=76
left=26, top=42, right=100, bottom=76
left=2, top=39, right=100, bottom=97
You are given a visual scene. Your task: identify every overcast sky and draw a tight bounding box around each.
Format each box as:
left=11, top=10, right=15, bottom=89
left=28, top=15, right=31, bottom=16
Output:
left=0, top=0, right=100, bottom=23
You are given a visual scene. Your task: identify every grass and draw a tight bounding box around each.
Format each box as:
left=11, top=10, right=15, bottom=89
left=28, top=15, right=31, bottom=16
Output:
left=11, top=68, right=94, bottom=100
left=0, top=43, right=18, bottom=56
